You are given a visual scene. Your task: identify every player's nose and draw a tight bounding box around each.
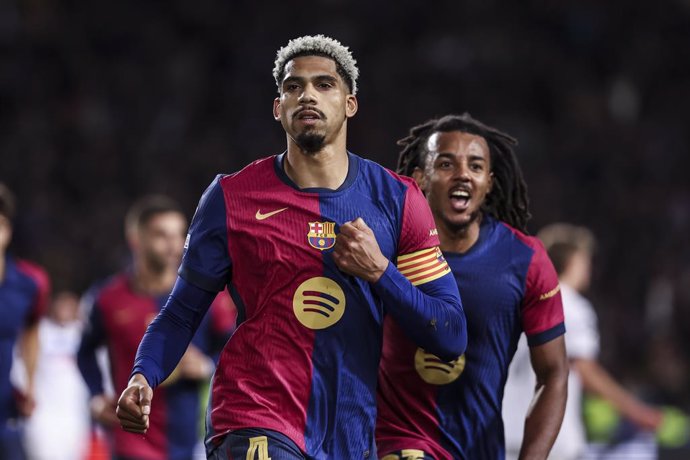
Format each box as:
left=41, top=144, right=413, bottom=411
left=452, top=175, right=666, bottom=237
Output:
left=298, top=83, right=318, bottom=104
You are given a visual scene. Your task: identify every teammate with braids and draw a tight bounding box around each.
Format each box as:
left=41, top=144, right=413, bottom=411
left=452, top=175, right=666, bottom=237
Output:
left=377, top=114, right=569, bottom=459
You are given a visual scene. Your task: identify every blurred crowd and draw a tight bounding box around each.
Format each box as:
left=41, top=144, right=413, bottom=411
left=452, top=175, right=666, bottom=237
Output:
left=0, top=0, right=689, bottom=451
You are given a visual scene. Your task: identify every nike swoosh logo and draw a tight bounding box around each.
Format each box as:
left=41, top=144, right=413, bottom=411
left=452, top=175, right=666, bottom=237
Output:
left=255, top=207, right=288, bottom=220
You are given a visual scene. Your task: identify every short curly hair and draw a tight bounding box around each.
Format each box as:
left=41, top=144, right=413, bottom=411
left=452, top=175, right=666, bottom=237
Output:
left=273, top=34, right=359, bottom=95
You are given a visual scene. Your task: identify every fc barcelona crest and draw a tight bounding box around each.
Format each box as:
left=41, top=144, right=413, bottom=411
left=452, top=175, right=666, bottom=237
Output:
left=307, top=221, right=337, bottom=251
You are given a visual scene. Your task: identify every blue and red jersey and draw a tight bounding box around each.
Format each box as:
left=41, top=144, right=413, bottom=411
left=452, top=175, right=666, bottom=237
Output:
left=0, top=256, right=50, bottom=425
left=376, top=216, right=565, bottom=460
left=134, top=152, right=465, bottom=459
left=78, top=272, right=235, bottom=460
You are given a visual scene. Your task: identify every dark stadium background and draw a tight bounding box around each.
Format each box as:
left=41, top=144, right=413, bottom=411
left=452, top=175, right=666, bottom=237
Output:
left=1, top=0, right=689, bottom=449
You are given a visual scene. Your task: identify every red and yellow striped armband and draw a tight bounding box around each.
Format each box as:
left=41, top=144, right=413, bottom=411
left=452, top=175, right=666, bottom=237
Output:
left=397, top=247, right=451, bottom=286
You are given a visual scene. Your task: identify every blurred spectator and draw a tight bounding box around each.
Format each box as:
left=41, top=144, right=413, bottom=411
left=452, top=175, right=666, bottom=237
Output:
left=23, top=291, right=90, bottom=460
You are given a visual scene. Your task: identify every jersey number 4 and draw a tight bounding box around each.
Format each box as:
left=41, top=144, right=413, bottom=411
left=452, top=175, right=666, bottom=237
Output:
left=247, top=436, right=271, bottom=460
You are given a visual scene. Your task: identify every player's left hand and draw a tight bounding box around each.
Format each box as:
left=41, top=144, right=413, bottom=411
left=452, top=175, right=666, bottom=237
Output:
left=333, top=218, right=389, bottom=283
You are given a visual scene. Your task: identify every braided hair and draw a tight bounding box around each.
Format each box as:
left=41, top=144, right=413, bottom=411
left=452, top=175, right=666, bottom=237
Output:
left=396, top=113, right=531, bottom=233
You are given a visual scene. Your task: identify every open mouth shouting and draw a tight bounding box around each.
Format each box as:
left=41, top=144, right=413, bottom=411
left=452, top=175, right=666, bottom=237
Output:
left=449, top=187, right=471, bottom=212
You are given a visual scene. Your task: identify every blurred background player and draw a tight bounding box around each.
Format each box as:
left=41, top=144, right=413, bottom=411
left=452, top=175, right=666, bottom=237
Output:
left=0, top=183, right=50, bottom=460
left=503, top=223, right=663, bottom=460
left=117, top=35, right=466, bottom=460
left=376, top=114, right=569, bottom=460
left=77, top=195, right=236, bottom=460
left=22, top=291, right=90, bottom=460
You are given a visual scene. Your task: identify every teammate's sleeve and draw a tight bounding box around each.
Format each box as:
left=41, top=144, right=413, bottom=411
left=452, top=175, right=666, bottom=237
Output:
left=372, top=180, right=466, bottom=361
left=131, top=276, right=216, bottom=388
left=521, top=240, right=566, bottom=346
left=16, top=261, right=51, bottom=325
left=77, top=296, right=107, bottom=396
left=178, top=175, right=232, bottom=292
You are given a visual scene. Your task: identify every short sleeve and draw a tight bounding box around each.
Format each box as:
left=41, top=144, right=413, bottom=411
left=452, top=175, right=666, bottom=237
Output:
left=178, top=175, right=232, bottom=292
left=521, top=240, right=566, bottom=346
left=397, top=179, right=440, bottom=255
left=394, top=180, right=451, bottom=287
left=16, top=260, right=51, bottom=325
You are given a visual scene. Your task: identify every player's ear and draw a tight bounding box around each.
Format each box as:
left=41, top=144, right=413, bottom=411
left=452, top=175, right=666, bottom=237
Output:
left=273, top=97, right=281, bottom=121
left=488, top=171, right=494, bottom=194
left=345, top=95, right=358, bottom=118
left=412, top=167, right=427, bottom=191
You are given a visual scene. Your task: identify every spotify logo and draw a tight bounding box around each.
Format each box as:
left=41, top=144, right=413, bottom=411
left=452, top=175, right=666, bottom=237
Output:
left=414, top=348, right=466, bottom=385
left=293, top=277, right=346, bottom=330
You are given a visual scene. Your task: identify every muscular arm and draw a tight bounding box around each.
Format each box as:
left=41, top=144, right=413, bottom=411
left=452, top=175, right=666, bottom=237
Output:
left=519, top=336, right=569, bottom=460
left=573, top=358, right=662, bottom=431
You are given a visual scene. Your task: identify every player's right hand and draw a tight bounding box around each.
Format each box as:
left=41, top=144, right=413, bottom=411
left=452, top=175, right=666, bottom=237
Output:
left=116, top=373, right=153, bottom=434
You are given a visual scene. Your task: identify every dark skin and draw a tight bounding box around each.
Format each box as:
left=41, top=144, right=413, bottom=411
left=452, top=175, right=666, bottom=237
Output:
left=414, top=130, right=568, bottom=460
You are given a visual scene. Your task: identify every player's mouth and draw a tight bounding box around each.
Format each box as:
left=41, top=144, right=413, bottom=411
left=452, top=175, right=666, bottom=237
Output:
left=449, top=188, right=471, bottom=212
left=295, top=108, right=324, bottom=126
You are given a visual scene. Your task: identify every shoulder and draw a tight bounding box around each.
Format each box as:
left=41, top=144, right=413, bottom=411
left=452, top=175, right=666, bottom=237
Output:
left=219, top=155, right=276, bottom=189
left=89, top=273, right=130, bottom=306
left=495, top=222, right=542, bottom=253
left=354, top=155, right=416, bottom=196
left=14, top=258, right=50, bottom=292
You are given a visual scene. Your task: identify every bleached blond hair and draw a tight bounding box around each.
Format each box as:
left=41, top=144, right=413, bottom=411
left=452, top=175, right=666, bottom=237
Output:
left=273, top=34, right=359, bottom=95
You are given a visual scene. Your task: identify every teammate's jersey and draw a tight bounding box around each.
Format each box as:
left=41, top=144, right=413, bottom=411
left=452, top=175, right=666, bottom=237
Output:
left=78, top=272, right=236, bottom=460
left=376, top=216, right=565, bottom=460
left=179, top=153, right=449, bottom=458
left=0, top=256, right=50, bottom=425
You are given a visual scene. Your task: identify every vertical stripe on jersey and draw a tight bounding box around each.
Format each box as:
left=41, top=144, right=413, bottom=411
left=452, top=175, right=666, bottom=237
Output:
left=216, top=166, right=323, bottom=452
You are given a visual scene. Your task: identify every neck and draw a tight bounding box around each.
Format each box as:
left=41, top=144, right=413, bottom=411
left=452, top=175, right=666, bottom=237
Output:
left=132, top=259, right=176, bottom=296
left=284, top=128, right=349, bottom=190
left=438, top=215, right=483, bottom=254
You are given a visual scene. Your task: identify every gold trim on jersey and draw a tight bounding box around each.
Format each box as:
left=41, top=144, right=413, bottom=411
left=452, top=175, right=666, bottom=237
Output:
left=397, top=247, right=451, bottom=286
left=539, top=284, right=561, bottom=301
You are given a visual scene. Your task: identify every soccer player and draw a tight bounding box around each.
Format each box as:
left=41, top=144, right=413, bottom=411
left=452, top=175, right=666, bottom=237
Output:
left=116, top=35, right=467, bottom=459
left=376, top=114, right=569, bottom=460
left=0, top=183, right=50, bottom=460
left=78, top=195, right=236, bottom=460
left=503, top=223, right=663, bottom=460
